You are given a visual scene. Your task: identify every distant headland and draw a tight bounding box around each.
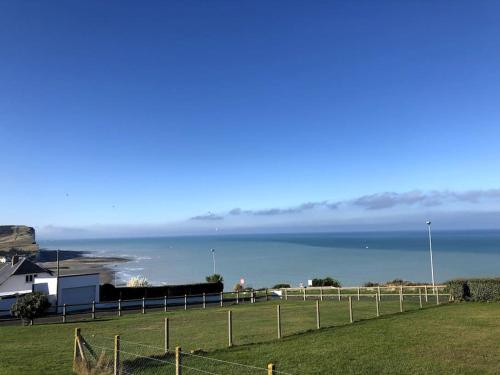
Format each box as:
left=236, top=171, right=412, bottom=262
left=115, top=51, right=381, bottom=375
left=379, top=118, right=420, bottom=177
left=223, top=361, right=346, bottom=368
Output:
left=0, top=225, right=39, bottom=255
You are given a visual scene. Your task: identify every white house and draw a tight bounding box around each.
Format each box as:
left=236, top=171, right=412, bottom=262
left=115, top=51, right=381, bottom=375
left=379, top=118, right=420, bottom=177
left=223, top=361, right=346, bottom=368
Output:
left=0, top=256, right=53, bottom=297
left=0, top=256, right=101, bottom=315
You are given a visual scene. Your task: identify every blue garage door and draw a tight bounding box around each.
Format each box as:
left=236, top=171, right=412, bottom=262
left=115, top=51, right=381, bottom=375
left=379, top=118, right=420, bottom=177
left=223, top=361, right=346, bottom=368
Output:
left=61, top=286, right=96, bottom=305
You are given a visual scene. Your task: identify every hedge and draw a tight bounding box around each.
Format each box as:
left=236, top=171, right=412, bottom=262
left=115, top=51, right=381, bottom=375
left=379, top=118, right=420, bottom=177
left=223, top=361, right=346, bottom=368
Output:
left=447, top=278, right=500, bottom=302
left=100, top=281, right=224, bottom=301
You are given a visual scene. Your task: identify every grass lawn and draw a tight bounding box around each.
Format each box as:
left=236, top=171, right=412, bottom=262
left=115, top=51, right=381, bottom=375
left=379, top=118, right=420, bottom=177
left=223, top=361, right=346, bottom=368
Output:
left=0, top=299, right=498, bottom=374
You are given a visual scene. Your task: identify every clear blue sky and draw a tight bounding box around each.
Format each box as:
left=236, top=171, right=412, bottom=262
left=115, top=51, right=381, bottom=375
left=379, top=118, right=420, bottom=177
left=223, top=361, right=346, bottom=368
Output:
left=1, top=1, right=500, bottom=238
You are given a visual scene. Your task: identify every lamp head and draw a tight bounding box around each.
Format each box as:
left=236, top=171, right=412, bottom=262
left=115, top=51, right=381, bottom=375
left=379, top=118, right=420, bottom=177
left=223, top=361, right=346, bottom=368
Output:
left=426, top=221, right=431, bottom=226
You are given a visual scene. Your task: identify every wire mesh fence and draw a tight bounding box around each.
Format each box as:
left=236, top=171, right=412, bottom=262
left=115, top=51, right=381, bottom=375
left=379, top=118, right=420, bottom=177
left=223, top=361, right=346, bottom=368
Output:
left=77, top=333, right=291, bottom=375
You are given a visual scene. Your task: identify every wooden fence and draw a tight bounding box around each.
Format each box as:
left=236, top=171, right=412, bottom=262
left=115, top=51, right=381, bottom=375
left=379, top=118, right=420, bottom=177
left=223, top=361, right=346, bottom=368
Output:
left=0, top=289, right=271, bottom=324
left=74, top=328, right=282, bottom=375
left=1, top=285, right=450, bottom=325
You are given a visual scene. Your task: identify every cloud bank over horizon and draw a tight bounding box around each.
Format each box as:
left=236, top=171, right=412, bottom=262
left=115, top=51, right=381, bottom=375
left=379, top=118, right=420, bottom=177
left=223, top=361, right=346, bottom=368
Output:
left=35, top=188, right=500, bottom=239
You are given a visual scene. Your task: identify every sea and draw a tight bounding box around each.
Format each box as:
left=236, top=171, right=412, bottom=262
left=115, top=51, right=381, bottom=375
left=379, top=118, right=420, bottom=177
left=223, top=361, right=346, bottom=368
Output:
left=39, top=230, right=500, bottom=290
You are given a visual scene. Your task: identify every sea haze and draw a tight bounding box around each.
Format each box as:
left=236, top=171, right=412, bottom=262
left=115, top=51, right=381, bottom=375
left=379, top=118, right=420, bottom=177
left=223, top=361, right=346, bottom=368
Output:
left=39, top=230, right=500, bottom=289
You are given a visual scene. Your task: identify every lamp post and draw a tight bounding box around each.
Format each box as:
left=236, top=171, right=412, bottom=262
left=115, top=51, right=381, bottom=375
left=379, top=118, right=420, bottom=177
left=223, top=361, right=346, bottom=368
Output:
left=426, top=221, right=436, bottom=292
left=211, top=248, right=216, bottom=274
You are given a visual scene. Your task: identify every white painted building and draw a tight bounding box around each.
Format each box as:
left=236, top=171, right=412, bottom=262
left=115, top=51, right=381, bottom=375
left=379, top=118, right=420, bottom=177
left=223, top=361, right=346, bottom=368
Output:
left=0, top=256, right=101, bottom=315
left=0, top=256, right=53, bottom=297
left=34, top=273, right=100, bottom=311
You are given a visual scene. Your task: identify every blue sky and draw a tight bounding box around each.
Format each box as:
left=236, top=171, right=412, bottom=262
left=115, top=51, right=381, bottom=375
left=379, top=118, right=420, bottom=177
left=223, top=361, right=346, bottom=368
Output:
left=1, top=1, right=500, bottom=238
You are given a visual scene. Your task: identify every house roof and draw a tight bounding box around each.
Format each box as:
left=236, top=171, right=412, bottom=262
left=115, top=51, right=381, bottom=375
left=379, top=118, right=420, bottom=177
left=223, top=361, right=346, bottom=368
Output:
left=0, top=258, right=53, bottom=286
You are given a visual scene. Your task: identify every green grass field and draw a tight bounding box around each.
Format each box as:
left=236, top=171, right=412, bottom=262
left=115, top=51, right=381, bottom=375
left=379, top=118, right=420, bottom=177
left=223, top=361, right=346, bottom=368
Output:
left=0, top=298, right=499, bottom=374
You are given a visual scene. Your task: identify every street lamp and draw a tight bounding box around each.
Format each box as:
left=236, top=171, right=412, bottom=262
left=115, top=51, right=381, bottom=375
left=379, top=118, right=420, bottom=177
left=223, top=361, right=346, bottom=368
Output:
left=211, top=248, right=216, bottom=274
left=426, top=221, right=436, bottom=292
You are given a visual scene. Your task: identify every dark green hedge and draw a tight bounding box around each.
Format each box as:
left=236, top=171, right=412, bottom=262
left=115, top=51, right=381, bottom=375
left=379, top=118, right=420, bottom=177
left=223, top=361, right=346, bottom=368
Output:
left=447, top=278, right=500, bottom=302
left=100, top=281, right=224, bottom=301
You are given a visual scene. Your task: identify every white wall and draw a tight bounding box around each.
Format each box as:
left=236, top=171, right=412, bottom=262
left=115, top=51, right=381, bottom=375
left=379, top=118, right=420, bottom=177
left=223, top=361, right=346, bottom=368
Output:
left=59, top=273, right=100, bottom=305
left=0, top=272, right=52, bottom=297
left=33, top=277, right=58, bottom=304
left=33, top=273, right=100, bottom=312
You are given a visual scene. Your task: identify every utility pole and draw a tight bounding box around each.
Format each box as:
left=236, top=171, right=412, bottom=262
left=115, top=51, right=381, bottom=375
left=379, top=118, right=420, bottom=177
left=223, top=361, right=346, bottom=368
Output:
left=426, top=221, right=436, bottom=292
left=211, top=248, right=216, bottom=274
left=55, top=249, right=60, bottom=312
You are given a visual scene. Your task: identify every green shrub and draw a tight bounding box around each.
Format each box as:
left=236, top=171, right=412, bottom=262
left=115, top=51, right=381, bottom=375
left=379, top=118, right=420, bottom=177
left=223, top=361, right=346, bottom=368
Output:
left=363, top=282, right=380, bottom=287
left=272, top=283, right=291, bottom=289
left=205, top=274, right=224, bottom=283
left=10, top=292, right=50, bottom=325
left=312, top=277, right=341, bottom=287
left=385, top=279, right=422, bottom=286
left=447, top=279, right=468, bottom=301
left=468, top=279, right=500, bottom=302
left=446, top=278, right=500, bottom=302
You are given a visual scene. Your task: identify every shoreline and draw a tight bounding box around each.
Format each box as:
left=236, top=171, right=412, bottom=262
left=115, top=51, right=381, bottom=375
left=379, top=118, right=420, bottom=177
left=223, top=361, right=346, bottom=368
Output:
left=36, top=249, right=130, bottom=285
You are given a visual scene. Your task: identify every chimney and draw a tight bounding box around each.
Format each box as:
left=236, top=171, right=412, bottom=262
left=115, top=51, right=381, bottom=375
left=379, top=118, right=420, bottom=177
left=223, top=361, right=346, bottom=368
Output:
left=11, top=255, right=19, bottom=267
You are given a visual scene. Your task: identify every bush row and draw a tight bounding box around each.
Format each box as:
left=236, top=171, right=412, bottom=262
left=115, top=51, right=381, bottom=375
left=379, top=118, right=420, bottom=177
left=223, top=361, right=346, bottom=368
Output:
left=447, top=278, right=500, bottom=302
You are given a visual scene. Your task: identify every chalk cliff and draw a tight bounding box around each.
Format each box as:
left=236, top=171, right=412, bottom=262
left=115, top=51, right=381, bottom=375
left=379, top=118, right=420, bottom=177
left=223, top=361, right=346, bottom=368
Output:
left=0, top=225, right=39, bottom=253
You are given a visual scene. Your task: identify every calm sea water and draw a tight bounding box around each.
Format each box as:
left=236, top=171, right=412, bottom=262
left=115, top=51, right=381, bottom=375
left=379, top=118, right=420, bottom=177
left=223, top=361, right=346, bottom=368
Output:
left=39, top=230, right=500, bottom=289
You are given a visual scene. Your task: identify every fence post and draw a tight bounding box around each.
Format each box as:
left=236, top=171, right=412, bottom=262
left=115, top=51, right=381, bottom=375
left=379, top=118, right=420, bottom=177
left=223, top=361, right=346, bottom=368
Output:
left=316, top=300, right=320, bottom=329
left=118, top=299, right=122, bottom=317
left=303, top=288, right=306, bottom=301
left=184, top=294, right=187, bottom=311
left=175, top=346, right=182, bottom=375
left=73, top=327, right=81, bottom=368
left=436, top=288, right=440, bottom=305
left=348, top=296, right=353, bottom=323
left=277, top=305, right=282, bottom=339
left=419, top=289, right=423, bottom=308
left=228, top=310, right=233, bottom=347
left=236, top=291, right=239, bottom=304
left=268, top=363, right=275, bottom=375
left=425, top=285, right=428, bottom=302
left=203, top=293, right=206, bottom=309
left=320, top=287, right=323, bottom=301
left=266, top=288, right=269, bottom=301
left=357, top=287, right=360, bottom=301
left=164, top=317, right=169, bottom=353
left=164, top=296, right=168, bottom=312
left=399, top=293, right=403, bottom=313
left=92, top=301, right=96, bottom=320
left=63, top=304, right=67, bottom=323
left=142, top=297, right=145, bottom=314
left=284, top=289, right=288, bottom=301
left=375, top=294, right=380, bottom=317
left=114, top=335, right=120, bottom=375
left=338, top=287, right=341, bottom=301
left=220, top=292, right=224, bottom=307
left=377, top=286, right=381, bottom=301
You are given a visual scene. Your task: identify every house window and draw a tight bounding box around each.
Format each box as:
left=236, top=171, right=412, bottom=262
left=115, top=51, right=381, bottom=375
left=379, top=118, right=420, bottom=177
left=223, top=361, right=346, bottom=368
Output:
left=25, top=274, right=34, bottom=283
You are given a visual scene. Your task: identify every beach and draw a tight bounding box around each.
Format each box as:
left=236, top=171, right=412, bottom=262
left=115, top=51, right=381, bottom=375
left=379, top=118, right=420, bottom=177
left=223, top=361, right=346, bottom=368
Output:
left=36, top=249, right=130, bottom=285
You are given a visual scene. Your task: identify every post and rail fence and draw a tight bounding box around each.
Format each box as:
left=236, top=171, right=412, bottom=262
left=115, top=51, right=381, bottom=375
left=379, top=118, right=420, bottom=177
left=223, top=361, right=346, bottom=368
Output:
left=0, top=285, right=450, bottom=326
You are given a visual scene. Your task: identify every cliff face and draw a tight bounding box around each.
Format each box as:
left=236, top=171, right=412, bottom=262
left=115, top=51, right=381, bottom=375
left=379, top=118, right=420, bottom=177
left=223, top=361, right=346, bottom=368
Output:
left=0, top=225, right=39, bottom=253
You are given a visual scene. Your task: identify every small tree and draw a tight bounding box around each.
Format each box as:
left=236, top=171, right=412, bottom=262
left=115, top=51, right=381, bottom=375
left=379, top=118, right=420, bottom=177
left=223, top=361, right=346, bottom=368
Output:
left=312, top=277, right=341, bottom=287
left=11, top=292, right=50, bottom=325
left=127, top=276, right=151, bottom=287
left=233, top=283, right=243, bottom=292
left=273, top=283, right=291, bottom=289
left=206, top=274, right=224, bottom=283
